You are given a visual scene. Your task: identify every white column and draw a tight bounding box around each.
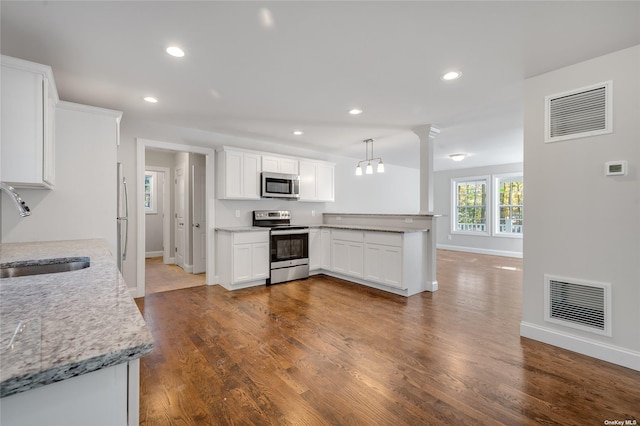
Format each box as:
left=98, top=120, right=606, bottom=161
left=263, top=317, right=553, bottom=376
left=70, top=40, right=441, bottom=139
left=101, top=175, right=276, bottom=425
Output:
left=412, top=124, right=440, bottom=214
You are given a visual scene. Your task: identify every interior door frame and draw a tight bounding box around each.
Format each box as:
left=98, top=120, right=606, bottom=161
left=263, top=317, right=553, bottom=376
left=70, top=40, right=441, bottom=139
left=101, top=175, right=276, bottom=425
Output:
left=136, top=138, right=216, bottom=297
left=144, top=166, right=171, bottom=264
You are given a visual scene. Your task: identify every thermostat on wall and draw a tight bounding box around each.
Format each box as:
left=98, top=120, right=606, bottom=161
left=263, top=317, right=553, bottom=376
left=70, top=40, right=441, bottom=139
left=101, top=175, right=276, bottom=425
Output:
left=604, top=161, right=627, bottom=176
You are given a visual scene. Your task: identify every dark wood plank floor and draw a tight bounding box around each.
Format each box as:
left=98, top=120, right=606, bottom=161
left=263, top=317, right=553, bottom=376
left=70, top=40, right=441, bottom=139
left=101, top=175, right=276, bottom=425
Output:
left=135, top=250, right=640, bottom=425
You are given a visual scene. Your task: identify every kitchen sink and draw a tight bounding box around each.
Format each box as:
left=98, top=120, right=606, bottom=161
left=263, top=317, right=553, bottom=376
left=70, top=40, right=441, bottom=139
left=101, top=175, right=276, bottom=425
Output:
left=0, top=257, right=90, bottom=279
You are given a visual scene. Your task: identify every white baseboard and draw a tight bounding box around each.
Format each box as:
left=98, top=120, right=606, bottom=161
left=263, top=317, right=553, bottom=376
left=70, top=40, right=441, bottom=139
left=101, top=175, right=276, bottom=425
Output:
left=437, top=244, right=523, bottom=259
left=183, top=263, right=193, bottom=274
left=145, top=251, right=163, bottom=258
left=166, top=257, right=175, bottom=264
left=520, top=321, right=640, bottom=372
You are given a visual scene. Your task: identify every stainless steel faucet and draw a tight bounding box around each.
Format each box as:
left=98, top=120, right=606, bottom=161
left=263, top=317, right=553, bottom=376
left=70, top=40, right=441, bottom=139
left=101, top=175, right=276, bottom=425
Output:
left=0, top=182, right=31, bottom=217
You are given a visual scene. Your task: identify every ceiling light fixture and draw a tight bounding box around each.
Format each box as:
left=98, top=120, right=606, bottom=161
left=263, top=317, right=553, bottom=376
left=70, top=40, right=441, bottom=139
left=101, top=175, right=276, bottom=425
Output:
left=355, top=139, right=384, bottom=176
left=143, top=96, right=158, bottom=103
left=442, top=71, right=462, bottom=81
left=449, top=153, right=466, bottom=161
left=166, top=46, right=185, bottom=58
left=349, top=108, right=363, bottom=115
left=292, top=130, right=303, bottom=135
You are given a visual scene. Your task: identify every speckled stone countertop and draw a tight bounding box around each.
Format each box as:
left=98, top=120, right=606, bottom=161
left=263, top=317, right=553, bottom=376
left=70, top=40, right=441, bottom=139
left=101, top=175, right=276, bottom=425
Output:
left=0, top=239, right=154, bottom=398
left=307, top=224, right=429, bottom=233
left=215, top=226, right=269, bottom=232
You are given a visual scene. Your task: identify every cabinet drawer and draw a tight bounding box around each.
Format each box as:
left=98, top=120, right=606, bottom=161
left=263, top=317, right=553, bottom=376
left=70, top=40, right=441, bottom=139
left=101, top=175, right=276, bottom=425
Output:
left=331, top=230, right=364, bottom=243
left=364, top=231, right=402, bottom=247
left=234, top=231, right=269, bottom=245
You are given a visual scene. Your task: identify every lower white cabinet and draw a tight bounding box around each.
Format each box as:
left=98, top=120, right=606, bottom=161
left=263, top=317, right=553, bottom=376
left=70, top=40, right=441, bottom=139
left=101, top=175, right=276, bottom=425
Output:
left=309, top=229, right=321, bottom=271
left=0, top=360, right=139, bottom=426
left=331, top=230, right=364, bottom=279
left=364, top=244, right=402, bottom=288
left=217, top=230, right=269, bottom=289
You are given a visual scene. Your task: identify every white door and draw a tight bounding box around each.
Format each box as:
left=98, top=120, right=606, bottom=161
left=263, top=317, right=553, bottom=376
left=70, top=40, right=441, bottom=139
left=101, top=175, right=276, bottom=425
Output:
left=192, top=160, right=206, bottom=274
left=175, top=167, right=186, bottom=269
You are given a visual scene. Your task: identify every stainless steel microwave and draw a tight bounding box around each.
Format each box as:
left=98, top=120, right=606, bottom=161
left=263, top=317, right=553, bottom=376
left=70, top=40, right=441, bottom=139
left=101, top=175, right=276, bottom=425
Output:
left=261, top=172, right=300, bottom=199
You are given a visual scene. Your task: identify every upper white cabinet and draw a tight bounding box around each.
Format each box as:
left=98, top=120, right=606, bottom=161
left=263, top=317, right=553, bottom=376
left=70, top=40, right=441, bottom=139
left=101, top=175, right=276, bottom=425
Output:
left=299, top=160, right=335, bottom=202
left=1, top=55, right=59, bottom=188
left=262, top=155, right=298, bottom=174
left=217, top=148, right=261, bottom=199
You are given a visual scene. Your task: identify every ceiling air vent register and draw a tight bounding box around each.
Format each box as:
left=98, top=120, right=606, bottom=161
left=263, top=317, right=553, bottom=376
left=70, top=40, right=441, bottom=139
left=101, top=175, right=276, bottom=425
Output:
left=544, top=274, right=611, bottom=336
left=545, top=80, right=612, bottom=143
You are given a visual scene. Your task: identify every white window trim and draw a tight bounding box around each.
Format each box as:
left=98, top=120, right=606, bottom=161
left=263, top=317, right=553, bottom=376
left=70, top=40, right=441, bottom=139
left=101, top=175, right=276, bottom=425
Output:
left=144, top=171, right=157, bottom=214
left=492, top=173, right=523, bottom=239
left=451, top=175, right=491, bottom=236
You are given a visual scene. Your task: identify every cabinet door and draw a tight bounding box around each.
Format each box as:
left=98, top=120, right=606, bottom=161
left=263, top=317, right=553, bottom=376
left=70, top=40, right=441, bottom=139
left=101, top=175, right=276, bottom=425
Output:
left=331, top=240, right=348, bottom=274
left=261, top=156, right=280, bottom=173
left=243, top=153, right=261, bottom=199
left=309, top=229, right=321, bottom=270
left=346, top=242, right=364, bottom=278
left=364, top=244, right=383, bottom=283
left=381, top=246, right=403, bottom=288
left=224, top=151, right=244, bottom=198
left=298, top=161, right=317, bottom=201
left=251, top=242, right=270, bottom=280
left=233, top=244, right=253, bottom=283
left=316, top=163, right=334, bottom=202
left=279, top=158, right=298, bottom=174
left=321, top=229, right=332, bottom=270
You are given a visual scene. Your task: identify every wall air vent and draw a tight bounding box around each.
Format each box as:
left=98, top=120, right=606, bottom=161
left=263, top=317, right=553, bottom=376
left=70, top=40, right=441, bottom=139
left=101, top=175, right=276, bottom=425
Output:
left=544, top=275, right=611, bottom=336
left=545, top=81, right=612, bottom=143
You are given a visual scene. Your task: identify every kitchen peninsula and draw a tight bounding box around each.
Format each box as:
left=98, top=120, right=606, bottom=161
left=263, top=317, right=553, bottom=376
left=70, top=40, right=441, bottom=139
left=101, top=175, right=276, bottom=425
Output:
left=0, top=239, right=153, bottom=426
left=216, top=213, right=438, bottom=296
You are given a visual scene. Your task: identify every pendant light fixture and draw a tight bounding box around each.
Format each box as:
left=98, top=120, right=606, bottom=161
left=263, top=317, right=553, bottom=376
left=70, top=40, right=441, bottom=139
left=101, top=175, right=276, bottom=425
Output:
left=355, top=139, right=384, bottom=176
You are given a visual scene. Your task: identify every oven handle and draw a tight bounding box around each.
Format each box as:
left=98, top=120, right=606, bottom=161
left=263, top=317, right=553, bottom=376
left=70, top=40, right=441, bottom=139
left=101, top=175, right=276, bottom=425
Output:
left=270, top=229, right=309, bottom=236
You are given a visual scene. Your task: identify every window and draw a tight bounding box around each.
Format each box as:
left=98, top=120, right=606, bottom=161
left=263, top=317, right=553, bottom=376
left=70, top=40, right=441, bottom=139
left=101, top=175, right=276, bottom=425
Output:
left=494, top=174, right=523, bottom=236
left=452, top=177, right=489, bottom=234
left=144, top=171, right=157, bottom=214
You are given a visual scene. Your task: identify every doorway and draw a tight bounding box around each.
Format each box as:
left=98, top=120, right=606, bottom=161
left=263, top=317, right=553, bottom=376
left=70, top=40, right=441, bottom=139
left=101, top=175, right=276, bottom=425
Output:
left=136, top=139, right=216, bottom=297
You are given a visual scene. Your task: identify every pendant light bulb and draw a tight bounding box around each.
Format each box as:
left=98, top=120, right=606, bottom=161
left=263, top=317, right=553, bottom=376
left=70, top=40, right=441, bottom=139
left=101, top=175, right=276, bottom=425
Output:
left=355, top=164, right=363, bottom=176
left=377, top=160, right=384, bottom=173
left=365, top=162, right=373, bottom=175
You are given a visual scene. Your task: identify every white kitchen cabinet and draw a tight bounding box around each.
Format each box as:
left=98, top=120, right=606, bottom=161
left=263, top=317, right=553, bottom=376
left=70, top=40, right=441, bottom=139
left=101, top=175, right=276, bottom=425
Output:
left=320, top=229, right=332, bottom=270
left=299, top=160, right=335, bottom=202
left=1, top=55, right=59, bottom=188
left=262, top=155, right=298, bottom=174
left=217, top=230, right=269, bottom=289
left=331, top=230, right=363, bottom=278
left=217, top=148, right=261, bottom=199
left=364, top=233, right=403, bottom=288
left=309, top=229, right=321, bottom=271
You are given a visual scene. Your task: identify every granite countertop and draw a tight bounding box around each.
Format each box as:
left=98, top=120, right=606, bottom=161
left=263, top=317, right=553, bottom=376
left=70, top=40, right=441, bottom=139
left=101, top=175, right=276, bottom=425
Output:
left=0, top=239, right=154, bottom=398
left=215, top=226, right=269, bottom=232
left=216, top=224, right=427, bottom=233
left=308, top=224, right=429, bottom=233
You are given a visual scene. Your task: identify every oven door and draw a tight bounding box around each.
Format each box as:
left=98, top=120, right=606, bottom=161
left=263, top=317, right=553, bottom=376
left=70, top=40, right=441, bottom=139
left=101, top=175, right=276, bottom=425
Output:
left=270, top=228, right=309, bottom=268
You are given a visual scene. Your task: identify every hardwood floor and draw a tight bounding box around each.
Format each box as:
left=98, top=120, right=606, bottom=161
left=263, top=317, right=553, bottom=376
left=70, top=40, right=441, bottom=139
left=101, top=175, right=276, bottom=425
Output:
left=135, top=250, right=640, bottom=425
left=145, top=257, right=205, bottom=295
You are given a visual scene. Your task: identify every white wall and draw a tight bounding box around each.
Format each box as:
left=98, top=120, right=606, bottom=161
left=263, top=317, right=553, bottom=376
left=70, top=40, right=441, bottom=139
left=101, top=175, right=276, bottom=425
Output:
left=522, top=45, right=640, bottom=370
left=434, top=162, right=524, bottom=257
left=2, top=102, right=119, bottom=256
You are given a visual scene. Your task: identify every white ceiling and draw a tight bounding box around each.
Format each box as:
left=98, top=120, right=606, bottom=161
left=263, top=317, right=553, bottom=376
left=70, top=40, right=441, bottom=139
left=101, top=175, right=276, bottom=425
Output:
left=1, top=1, right=639, bottom=170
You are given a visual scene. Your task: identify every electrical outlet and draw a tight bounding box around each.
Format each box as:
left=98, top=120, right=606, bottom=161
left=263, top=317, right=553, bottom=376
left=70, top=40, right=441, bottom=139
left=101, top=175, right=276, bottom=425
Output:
left=235, top=210, right=241, bottom=218
left=336, top=216, right=342, bottom=221
left=448, top=234, right=452, bottom=240
left=311, top=210, right=316, bottom=217
left=405, top=218, right=413, bottom=223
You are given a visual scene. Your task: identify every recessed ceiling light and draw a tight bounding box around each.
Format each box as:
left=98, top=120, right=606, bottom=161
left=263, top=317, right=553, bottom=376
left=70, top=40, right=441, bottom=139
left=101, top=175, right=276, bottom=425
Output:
left=166, top=46, right=185, bottom=58
left=442, top=71, right=462, bottom=81
left=349, top=108, right=363, bottom=115
left=449, top=153, right=466, bottom=161
left=292, top=130, right=303, bottom=136
left=144, top=97, right=158, bottom=103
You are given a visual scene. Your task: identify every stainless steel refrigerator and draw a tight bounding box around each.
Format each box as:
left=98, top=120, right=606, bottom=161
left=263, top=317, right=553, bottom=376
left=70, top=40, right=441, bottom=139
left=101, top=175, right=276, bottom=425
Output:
left=116, top=162, right=129, bottom=273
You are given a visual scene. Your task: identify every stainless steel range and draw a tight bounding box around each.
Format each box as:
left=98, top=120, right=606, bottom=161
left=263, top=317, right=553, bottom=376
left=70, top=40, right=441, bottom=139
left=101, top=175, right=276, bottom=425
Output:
left=253, top=210, right=309, bottom=285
